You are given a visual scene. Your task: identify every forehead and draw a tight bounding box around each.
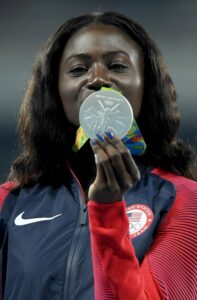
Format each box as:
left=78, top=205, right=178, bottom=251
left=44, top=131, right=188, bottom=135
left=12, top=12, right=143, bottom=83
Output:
left=61, top=23, right=143, bottom=60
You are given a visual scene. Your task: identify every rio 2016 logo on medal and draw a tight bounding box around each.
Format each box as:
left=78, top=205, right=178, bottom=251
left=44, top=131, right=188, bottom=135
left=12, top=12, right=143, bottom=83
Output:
left=126, top=204, right=154, bottom=238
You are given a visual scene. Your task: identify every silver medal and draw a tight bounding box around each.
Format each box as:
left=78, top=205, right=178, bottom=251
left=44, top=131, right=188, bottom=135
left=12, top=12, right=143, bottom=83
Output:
left=79, top=88, right=133, bottom=139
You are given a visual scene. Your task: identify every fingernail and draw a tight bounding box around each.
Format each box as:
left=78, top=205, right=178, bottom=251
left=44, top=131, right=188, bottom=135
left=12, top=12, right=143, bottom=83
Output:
left=96, top=133, right=105, bottom=142
left=90, top=138, right=97, bottom=145
left=104, top=131, right=114, bottom=140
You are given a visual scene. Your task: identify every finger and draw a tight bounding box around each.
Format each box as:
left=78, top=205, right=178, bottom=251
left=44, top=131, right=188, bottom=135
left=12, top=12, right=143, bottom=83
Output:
left=100, top=156, right=120, bottom=191
left=103, top=132, right=141, bottom=183
left=94, top=154, right=106, bottom=182
left=95, top=132, right=140, bottom=184
left=91, top=135, right=134, bottom=191
left=90, top=139, right=120, bottom=190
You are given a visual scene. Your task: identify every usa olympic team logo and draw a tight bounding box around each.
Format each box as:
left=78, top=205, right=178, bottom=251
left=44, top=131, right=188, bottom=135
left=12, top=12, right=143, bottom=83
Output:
left=126, top=204, right=154, bottom=238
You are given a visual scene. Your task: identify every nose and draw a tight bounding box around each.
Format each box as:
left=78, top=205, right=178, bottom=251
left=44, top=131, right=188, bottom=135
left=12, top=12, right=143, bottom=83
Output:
left=86, top=63, right=112, bottom=91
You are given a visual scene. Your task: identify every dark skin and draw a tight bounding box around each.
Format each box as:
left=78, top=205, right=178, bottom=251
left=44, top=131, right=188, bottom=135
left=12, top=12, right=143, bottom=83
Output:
left=58, top=23, right=144, bottom=203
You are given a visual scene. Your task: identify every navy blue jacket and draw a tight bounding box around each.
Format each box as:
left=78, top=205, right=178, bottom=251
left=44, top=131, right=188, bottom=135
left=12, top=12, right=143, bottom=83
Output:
left=0, top=169, right=175, bottom=300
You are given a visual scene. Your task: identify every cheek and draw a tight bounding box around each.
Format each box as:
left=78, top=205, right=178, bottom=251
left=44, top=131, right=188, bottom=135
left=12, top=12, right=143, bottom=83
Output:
left=58, top=80, right=80, bottom=125
left=121, top=77, right=144, bottom=118
left=58, top=75, right=73, bottom=101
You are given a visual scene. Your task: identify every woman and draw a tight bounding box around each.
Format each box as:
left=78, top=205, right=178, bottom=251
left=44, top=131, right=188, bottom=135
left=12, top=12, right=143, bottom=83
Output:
left=0, top=11, right=196, bottom=300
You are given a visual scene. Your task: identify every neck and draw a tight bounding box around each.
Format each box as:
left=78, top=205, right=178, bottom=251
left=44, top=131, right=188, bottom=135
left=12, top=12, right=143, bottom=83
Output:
left=68, top=142, right=96, bottom=193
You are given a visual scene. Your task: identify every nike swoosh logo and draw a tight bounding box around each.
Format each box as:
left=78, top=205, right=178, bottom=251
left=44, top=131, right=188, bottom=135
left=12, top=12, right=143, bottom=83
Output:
left=14, top=212, right=62, bottom=226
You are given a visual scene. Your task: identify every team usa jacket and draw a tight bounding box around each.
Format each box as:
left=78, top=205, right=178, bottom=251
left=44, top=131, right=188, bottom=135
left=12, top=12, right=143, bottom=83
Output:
left=0, top=167, right=196, bottom=300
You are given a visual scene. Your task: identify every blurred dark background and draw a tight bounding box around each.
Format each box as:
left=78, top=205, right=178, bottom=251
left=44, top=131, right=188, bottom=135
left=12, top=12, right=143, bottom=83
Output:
left=0, top=0, right=196, bottom=183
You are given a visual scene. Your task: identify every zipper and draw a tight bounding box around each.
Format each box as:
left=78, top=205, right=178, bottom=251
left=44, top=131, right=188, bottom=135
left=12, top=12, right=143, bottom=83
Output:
left=62, top=177, right=88, bottom=300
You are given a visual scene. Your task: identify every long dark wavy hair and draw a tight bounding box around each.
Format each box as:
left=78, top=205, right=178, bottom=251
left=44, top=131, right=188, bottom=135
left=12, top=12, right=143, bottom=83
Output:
left=9, top=11, right=197, bottom=186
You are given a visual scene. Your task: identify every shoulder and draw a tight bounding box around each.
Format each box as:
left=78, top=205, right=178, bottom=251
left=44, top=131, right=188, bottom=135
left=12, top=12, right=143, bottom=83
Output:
left=151, top=167, right=197, bottom=234
left=146, top=168, right=197, bottom=299
left=0, top=182, right=15, bottom=210
left=151, top=167, right=197, bottom=197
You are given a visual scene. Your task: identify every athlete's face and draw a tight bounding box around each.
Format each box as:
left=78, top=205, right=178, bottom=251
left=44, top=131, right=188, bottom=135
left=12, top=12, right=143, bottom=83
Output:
left=58, top=23, right=144, bottom=127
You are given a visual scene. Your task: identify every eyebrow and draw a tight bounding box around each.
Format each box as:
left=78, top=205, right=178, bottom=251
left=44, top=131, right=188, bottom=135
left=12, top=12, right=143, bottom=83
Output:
left=64, top=51, right=130, bottom=63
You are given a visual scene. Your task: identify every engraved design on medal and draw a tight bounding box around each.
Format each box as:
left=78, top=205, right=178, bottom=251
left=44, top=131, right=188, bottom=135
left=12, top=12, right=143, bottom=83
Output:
left=80, top=89, right=133, bottom=138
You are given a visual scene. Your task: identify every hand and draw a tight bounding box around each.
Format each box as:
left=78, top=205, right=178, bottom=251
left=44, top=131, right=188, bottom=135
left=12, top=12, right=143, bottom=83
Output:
left=88, top=131, right=141, bottom=203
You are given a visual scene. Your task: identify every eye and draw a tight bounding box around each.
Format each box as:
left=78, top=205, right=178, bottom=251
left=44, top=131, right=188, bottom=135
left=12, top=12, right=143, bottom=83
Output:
left=109, top=63, right=127, bottom=73
left=69, top=65, right=88, bottom=77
